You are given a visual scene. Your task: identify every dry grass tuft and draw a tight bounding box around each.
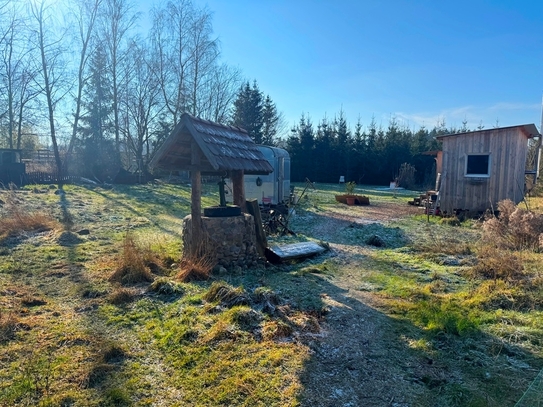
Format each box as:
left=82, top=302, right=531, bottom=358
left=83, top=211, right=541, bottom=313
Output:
left=177, top=240, right=215, bottom=282
left=287, top=311, right=321, bottom=334
left=482, top=200, right=543, bottom=251
left=0, top=188, right=56, bottom=238
left=109, top=233, right=155, bottom=285
left=262, top=320, right=294, bottom=341
left=470, top=245, right=525, bottom=282
left=0, top=311, right=19, bottom=343
left=177, top=257, right=213, bottom=282
left=203, top=281, right=249, bottom=308
left=107, top=287, right=137, bottom=305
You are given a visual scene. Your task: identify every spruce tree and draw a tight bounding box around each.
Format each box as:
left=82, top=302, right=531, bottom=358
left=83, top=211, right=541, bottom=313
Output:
left=231, top=81, right=263, bottom=143
left=231, top=80, right=281, bottom=145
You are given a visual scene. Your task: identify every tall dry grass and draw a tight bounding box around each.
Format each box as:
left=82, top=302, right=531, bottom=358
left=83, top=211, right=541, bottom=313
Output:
left=482, top=200, right=543, bottom=251
left=109, top=232, right=156, bottom=284
left=0, top=187, right=56, bottom=238
left=177, top=239, right=215, bottom=282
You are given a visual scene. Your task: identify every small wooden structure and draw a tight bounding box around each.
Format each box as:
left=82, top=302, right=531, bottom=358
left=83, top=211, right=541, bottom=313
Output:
left=436, top=124, right=540, bottom=214
left=0, top=149, right=25, bottom=186
left=149, top=113, right=273, bottom=256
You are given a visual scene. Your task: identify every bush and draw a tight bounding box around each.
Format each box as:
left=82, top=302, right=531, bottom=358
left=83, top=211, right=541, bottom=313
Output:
left=396, top=162, right=416, bottom=190
left=482, top=200, right=543, bottom=251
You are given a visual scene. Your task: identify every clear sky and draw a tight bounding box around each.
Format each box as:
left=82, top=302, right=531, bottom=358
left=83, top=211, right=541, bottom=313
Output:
left=147, top=0, right=543, bottom=132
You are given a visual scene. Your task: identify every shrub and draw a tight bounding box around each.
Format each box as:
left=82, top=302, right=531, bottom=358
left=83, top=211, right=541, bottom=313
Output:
left=482, top=200, right=543, bottom=251
left=396, top=162, right=416, bottom=190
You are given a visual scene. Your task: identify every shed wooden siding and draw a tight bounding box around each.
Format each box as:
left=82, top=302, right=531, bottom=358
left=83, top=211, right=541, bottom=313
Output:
left=438, top=126, right=534, bottom=213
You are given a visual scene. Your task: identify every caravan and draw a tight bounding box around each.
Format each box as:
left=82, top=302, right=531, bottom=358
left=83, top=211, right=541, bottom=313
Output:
left=227, top=145, right=290, bottom=206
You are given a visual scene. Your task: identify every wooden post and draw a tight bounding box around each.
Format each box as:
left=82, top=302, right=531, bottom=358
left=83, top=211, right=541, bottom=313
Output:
left=190, top=142, right=202, bottom=257
left=232, top=169, right=246, bottom=212
left=246, top=199, right=267, bottom=257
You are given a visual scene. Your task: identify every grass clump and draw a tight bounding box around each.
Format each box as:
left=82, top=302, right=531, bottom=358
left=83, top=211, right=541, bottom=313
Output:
left=467, top=280, right=540, bottom=311
left=262, top=320, right=294, bottom=341
left=108, top=287, right=137, bottom=305
left=177, top=240, right=215, bottom=282
left=0, top=187, right=56, bottom=238
left=149, top=277, right=184, bottom=296
left=470, top=244, right=525, bottom=282
left=0, top=311, right=20, bottom=343
left=413, top=298, right=479, bottom=336
left=203, top=281, right=249, bottom=308
left=109, top=232, right=155, bottom=284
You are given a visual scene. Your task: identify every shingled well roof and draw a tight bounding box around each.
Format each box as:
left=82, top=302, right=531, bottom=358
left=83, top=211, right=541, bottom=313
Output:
left=149, top=113, right=273, bottom=175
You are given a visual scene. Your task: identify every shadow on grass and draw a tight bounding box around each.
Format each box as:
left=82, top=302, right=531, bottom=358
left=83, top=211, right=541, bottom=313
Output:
left=263, top=254, right=543, bottom=407
left=290, top=208, right=409, bottom=248
left=83, top=184, right=189, bottom=237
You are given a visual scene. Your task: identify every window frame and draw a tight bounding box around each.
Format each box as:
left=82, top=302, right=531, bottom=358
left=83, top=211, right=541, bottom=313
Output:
left=465, top=153, right=491, bottom=178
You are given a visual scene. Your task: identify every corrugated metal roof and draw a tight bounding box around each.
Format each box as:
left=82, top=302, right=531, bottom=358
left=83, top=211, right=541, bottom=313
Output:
left=149, top=113, right=273, bottom=175
left=436, top=124, right=540, bottom=140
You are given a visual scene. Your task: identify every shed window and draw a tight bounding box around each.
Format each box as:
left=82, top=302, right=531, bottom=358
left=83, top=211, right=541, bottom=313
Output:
left=466, top=154, right=490, bottom=176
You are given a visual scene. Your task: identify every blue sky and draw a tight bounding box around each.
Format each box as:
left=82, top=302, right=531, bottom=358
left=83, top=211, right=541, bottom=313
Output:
left=147, top=0, right=543, bottom=132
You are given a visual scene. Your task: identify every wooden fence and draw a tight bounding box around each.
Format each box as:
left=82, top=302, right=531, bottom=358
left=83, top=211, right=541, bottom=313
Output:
left=23, top=171, right=80, bottom=185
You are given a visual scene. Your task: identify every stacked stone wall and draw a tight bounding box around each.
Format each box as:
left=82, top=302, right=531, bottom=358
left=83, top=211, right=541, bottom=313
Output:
left=182, top=214, right=261, bottom=269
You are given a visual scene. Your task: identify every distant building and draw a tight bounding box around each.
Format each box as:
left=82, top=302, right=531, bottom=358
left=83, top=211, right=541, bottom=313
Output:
left=435, top=124, right=540, bottom=214
left=0, top=149, right=25, bottom=186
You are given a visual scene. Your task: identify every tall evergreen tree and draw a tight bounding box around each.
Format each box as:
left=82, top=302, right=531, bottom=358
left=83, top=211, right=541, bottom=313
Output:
left=231, top=80, right=263, bottom=143
left=231, top=80, right=282, bottom=146
left=79, top=46, right=113, bottom=143
left=76, top=46, right=119, bottom=180
left=287, top=114, right=315, bottom=181
left=261, top=95, right=279, bottom=145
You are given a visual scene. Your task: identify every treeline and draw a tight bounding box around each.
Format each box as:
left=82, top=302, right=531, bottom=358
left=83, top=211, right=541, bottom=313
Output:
left=286, top=113, right=457, bottom=188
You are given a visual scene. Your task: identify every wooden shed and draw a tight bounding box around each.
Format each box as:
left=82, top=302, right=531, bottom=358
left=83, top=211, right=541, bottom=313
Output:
left=149, top=113, right=273, bottom=256
left=0, top=149, right=25, bottom=186
left=435, top=124, right=540, bottom=214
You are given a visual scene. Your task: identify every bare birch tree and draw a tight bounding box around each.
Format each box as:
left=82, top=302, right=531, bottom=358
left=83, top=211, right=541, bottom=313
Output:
left=99, top=0, right=138, bottom=155
left=121, top=38, right=162, bottom=173
left=0, top=2, right=40, bottom=149
left=29, top=0, right=68, bottom=176
left=65, top=0, right=102, bottom=169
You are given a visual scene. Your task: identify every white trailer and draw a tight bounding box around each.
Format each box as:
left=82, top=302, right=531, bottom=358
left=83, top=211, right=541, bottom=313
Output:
left=227, top=145, right=290, bottom=205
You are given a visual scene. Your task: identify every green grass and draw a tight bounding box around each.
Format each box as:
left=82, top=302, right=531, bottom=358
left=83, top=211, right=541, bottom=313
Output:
left=2, top=182, right=543, bottom=406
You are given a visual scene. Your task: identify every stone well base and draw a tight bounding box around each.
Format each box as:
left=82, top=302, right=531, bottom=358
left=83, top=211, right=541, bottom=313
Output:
left=182, top=214, right=260, bottom=269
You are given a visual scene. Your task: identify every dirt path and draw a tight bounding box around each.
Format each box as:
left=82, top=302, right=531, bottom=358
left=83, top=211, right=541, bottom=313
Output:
left=295, top=201, right=440, bottom=407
